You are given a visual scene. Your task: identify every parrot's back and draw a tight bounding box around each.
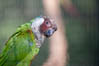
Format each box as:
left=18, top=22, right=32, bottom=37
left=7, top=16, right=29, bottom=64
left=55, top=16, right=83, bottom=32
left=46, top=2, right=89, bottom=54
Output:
left=0, top=22, right=39, bottom=66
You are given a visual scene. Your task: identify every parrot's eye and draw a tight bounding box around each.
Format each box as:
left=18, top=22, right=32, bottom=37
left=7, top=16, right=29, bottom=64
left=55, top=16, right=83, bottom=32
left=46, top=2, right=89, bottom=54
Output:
left=45, top=21, right=51, bottom=27
left=46, top=22, right=49, bottom=24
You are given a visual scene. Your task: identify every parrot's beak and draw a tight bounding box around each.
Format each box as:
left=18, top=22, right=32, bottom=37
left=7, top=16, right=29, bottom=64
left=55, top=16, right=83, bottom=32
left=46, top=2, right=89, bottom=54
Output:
left=44, top=27, right=57, bottom=38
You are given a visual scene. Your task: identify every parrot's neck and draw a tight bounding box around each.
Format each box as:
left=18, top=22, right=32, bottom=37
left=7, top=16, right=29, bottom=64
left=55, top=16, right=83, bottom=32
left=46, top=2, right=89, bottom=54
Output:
left=30, top=17, right=45, bottom=48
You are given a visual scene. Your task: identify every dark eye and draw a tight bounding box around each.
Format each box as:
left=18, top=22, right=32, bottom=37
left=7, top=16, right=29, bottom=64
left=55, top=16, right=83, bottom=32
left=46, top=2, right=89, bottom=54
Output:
left=45, top=21, right=51, bottom=27
left=46, top=22, right=49, bottom=24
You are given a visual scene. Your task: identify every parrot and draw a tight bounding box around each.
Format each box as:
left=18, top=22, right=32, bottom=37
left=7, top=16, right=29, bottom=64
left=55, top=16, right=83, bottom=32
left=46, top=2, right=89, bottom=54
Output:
left=0, top=16, right=57, bottom=66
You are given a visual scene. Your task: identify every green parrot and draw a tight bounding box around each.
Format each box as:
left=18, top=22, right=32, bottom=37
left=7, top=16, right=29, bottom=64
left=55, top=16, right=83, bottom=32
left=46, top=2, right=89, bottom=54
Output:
left=0, top=16, right=57, bottom=66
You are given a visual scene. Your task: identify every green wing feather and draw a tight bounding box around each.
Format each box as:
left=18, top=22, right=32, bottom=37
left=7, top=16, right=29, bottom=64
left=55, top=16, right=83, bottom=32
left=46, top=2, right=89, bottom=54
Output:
left=0, top=22, right=39, bottom=66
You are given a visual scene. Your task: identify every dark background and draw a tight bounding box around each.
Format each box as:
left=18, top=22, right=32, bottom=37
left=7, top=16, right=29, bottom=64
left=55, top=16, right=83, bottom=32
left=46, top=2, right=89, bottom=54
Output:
left=0, top=0, right=98, bottom=66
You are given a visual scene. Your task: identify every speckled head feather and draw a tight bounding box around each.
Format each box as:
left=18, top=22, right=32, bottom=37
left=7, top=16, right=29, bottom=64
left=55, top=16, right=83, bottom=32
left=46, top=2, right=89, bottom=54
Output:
left=31, top=16, right=57, bottom=38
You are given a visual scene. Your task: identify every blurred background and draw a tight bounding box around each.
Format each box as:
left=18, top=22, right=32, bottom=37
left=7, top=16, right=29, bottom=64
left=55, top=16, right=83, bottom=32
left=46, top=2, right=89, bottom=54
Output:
left=0, top=0, right=98, bottom=66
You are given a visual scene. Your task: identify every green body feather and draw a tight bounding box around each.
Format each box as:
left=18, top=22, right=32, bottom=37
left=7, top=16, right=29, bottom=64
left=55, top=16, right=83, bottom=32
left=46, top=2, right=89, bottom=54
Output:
left=0, top=22, right=39, bottom=66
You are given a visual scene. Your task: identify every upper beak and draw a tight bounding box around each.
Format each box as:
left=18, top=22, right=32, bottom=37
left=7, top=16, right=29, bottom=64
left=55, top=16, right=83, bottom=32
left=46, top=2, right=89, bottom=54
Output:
left=44, top=27, right=57, bottom=38
left=44, top=28, right=55, bottom=38
left=54, top=26, right=57, bottom=31
left=53, top=25, right=57, bottom=31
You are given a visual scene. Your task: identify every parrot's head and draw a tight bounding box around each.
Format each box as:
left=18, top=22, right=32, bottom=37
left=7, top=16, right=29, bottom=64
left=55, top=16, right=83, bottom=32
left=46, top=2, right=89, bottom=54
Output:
left=31, top=16, right=57, bottom=38
left=40, top=16, right=57, bottom=38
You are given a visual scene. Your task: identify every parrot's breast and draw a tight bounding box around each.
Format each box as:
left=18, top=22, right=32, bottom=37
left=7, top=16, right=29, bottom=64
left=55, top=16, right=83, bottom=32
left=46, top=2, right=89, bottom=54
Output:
left=0, top=22, right=40, bottom=66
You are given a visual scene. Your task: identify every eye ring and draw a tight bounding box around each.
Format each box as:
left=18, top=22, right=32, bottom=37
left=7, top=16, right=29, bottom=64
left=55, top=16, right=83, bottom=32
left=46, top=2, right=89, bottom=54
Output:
left=45, top=21, right=51, bottom=27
